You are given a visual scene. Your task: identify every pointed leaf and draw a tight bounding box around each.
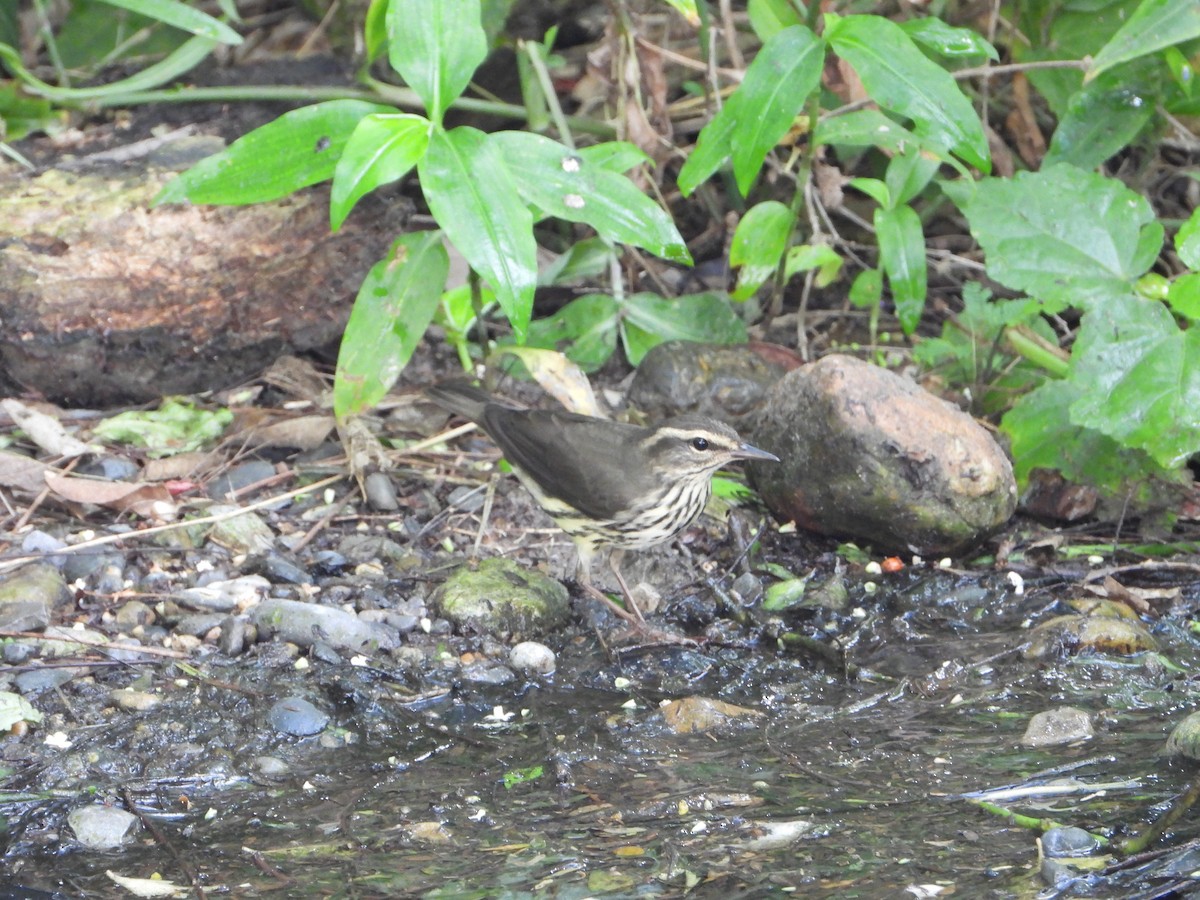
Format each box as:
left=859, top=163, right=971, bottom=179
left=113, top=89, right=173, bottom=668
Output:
left=490, top=132, right=691, bottom=263
left=874, top=204, right=927, bottom=333
left=730, top=200, right=793, bottom=300
left=419, top=127, right=537, bottom=339
left=155, top=100, right=393, bottom=206
left=1043, top=61, right=1158, bottom=170
left=334, top=232, right=450, bottom=418
left=729, top=25, right=824, bottom=195
left=826, top=14, right=990, bottom=173
left=387, top=0, right=487, bottom=122
left=620, top=292, right=747, bottom=365
left=521, top=293, right=620, bottom=372
left=677, top=95, right=740, bottom=196
left=1088, top=0, right=1200, bottom=81
left=98, top=0, right=242, bottom=43
left=331, top=113, right=430, bottom=230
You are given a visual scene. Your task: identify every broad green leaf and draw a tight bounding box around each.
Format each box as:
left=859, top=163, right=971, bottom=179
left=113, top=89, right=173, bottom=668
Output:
left=620, top=292, right=747, bottom=365
left=0, top=82, right=60, bottom=141
left=952, top=165, right=1163, bottom=307
left=0, top=692, right=42, bottom=730
left=578, top=141, right=651, bottom=173
left=331, top=113, right=430, bottom=230
left=1168, top=273, right=1200, bottom=319
left=748, top=0, right=802, bottom=41
left=387, top=0, right=487, bottom=123
left=885, top=147, right=939, bottom=207
left=1176, top=207, right=1200, bottom=269
left=729, top=25, right=824, bottom=195
left=1088, top=0, right=1200, bottom=81
left=1165, top=46, right=1195, bottom=96
left=783, top=244, right=842, bottom=287
left=522, top=293, right=620, bottom=372
left=848, top=268, right=882, bottom=309
left=677, top=96, right=740, bottom=195
left=0, top=34, right=216, bottom=102
left=94, top=399, right=232, bottom=457
left=826, top=14, right=990, bottom=173
left=490, top=132, right=691, bottom=263
left=334, top=232, right=450, bottom=418
left=539, top=238, right=617, bottom=286
left=155, top=100, right=392, bottom=205
left=1002, top=378, right=1168, bottom=490
left=1068, top=293, right=1200, bottom=468
left=98, top=0, right=242, bottom=43
left=419, top=127, right=537, bottom=339
left=364, top=0, right=389, bottom=63
left=848, top=176, right=890, bottom=208
left=874, top=204, right=927, bottom=333
left=813, top=109, right=971, bottom=178
left=1043, top=61, right=1158, bottom=170
left=729, top=201, right=793, bottom=300
left=900, top=18, right=998, bottom=62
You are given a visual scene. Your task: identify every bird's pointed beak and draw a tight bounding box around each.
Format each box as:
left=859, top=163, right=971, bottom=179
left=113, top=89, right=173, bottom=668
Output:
left=734, top=441, right=780, bottom=462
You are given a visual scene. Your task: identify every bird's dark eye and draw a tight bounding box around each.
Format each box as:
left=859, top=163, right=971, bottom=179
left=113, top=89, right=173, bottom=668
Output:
left=690, top=437, right=709, bottom=451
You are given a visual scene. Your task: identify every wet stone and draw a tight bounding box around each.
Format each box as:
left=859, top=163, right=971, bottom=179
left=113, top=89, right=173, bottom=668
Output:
left=14, top=667, right=74, bottom=695
left=68, top=805, right=140, bottom=850
left=1022, top=707, right=1094, bottom=747
left=219, top=615, right=247, bottom=656
left=364, top=471, right=400, bottom=511
left=1165, top=710, right=1200, bottom=760
left=254, top=755, right=290, bottom=778
left=78, top=456, right=139, bottom=481
left=174, top=613, right=226, bottom=637
left=0, top=563, right=73, bottom=632
left=510, top=641, right=556, bottom=675
left=207, top=459, right=278, bottom=499
left=1042, top=826, right=1103, bottom=857
left=174, top=575, right=270, bottom=613
left=95, top=563, right=127, bottom=595
left=748, top=354, right=1018, bottom=554
left=20, top=530, right=68, bottom=568
left=267, top=696, right=329, bottom=736
left=62, top=549, right=121, bottom=583
left=433, top=558, right=571, bottom=636
left=658, top=697, right=765, bottom=734
left=207, top=504, right=276, bottom=554
left=311, top=550, right=348, bottom=574
left=249, top=598, right=398, bottom=653
left=244, top=552, right=313, bottom=586
left=447, top=484, right=486, bottom=514
left=114, top=600, right=155, bottom=632
left=109, top=689, right=161, bottom=712
left=460, top=661, right=516, bottom=685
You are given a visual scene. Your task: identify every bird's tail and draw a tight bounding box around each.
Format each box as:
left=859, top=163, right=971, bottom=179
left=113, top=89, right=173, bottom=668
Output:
left=425, top=380, right=492, bottom=422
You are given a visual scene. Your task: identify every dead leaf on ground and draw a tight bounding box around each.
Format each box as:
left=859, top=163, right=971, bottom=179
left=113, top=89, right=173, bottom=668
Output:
left=1, top=399, right=98, bottom=458
left=45, top=472, right=177, bottom=520
left=0, top=451, right=54, bottom=493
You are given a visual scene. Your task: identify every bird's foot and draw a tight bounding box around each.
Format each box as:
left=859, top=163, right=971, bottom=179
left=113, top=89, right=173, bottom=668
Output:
left=579, top=582, right=695, bottom=646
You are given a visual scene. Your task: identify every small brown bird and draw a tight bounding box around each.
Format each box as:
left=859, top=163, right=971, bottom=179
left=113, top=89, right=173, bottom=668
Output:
left=427, top=381, right=779, bottom=623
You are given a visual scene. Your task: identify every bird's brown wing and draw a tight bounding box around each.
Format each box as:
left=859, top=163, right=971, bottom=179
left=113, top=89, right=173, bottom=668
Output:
left=481, top=407, right=649, bottom=521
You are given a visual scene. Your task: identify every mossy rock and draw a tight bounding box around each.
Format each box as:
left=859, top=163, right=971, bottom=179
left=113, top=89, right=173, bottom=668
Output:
left=433, top=558, right=570, bottom=636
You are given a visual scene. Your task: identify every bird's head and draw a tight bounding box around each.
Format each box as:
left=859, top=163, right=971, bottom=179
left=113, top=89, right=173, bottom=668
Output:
left=640, top=416, right=779, bottom=479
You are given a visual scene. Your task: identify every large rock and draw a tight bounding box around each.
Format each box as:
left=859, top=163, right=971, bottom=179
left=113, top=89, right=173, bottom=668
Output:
left=748, top=355, right=1016, bottom=554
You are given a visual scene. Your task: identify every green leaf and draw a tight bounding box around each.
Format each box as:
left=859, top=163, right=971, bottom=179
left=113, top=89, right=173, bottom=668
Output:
left=814, top=109, right=971, bottom=179
left=848, top=268, right=883, bottom=308
left=97, top=0, right=242, bottom=43
left=1068, top=293, right=1200, bottom=468
left=155, top=100, right=393, bottom=205
left=1088, top=0, right=1200, bottom=81
left=334, top=232, right=449, bottom=419
left=885, top=147, right=939, bottom=207
left=387, top=0, right=487, bottom=123
left=874, top=204, right=927, bottom=333
left=578, top=141, right=651, bottom=173
left=728, top=25, right=824, bottom=195
left=1002, top=378, right=1166, bottom=490
left=1043, top=61, right=1158, bottom=170
left=94, top=399, right=233, bottom=457
left=522, top=293, right=620, bottom=372
left=784, top=244, right=842, bottom=287
left=899, top=18, right=998, bottom=62
left=677, top=97, right=740, bottom=196
left=419, top=126, right=537, bottom=340
left=0, top=33, right=217, bottom=102
left=848, top=176, right=890, bottom=208
left=1168, top=273, right=1200, bottom=319
left=620, top=292, right=747, bottom=366
left=951, top=165, right=1163, bottom=307
left=539, top=238, right=617, bottom=286
left=490, top=132, right=691, bottom=263
left=331, top=113, right=430, bottom=230
left=1176, top=207, right=1200, bottom=269
left=748, top=0, right=802, bottom=40
left=364, top=0, right=389, bottom=62
left=729, top=200, right=793, bottom=300
left=826, top=14, right=990, bottom=173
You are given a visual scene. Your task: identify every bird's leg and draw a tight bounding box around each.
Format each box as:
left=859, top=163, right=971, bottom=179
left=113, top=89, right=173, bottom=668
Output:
left=607, top=549, right=646, bottom=623
left=575, top=542, right=643, bottom=624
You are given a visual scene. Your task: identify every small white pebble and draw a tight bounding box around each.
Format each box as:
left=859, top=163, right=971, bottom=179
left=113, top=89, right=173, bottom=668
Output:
left=864, top=561, right=883, bottom=576
left=1088, top=555, right=1105, bottom=566
left=1006, top=571, right=1025, bottom=595
left=938, top=558, right=953, bottom=569
left=509, top=641, right=556, bottom=675
left=613, top=676, right=632, bottom=690
left=621, top=698, right=638, bottom=710
left=205, top=808, right=218, bottom=820
left=863, top=581, right=877, bottom=594
left=911, top=555, right=923, bottom=566
left=323, top=488, right=336, bottom=504
left=294, top=657, right=309, bottom=671
left=44, top=732, right=72, bottom=749
left=850, top=607, right=867, bottom=619
left=420, top=617, right=432, bottom=633
left=350, top=655, right=369, bottom=667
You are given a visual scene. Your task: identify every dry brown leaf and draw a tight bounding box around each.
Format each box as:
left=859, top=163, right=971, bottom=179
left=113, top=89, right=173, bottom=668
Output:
left=1, top=399, right=98, bottom=457
left=242, top=415, right=335, bottom=451
left=140, top=450, right=221, bottom=482
left=45, top=472, right=176, bottom=520
left=0, top=450, right=53, bottom=493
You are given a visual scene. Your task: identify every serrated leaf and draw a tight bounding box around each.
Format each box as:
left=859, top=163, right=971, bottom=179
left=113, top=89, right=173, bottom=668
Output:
left=953, top=165, right=1163, bottom=306
left=826, top=14, right=990, bottom=173
left=490, top=132, right=691, bottom=263
left=729, top=25, right=824, bottom=195
left=98, top=0, right=242, bottom=43
left=729, top=201, right=792, bottom=300
left=1088, top=0, right=1200, bottom=82
left=387, top=0, right=487, bottom=122
left=1068, top=293, right=1200, bottom=468
left=1043, top=61, right=1158, bottom=170
left=334, top=232, right=449, bottom=419
left=874, top=204, right=927, bottom=333
left=155, top=100, right=393, bottom=205
left=620, top=292, right=747, bottom=366
left=419, top=127, right=537, bottom=340
left=331, top=113, right=429, bottom=230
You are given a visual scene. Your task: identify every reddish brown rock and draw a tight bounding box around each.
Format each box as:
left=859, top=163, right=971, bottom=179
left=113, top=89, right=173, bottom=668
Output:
left=747, top=354, right=1016, bottom=554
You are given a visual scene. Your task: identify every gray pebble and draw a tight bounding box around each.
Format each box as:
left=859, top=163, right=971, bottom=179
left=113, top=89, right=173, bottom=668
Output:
left=510, top=641, right=556, bottom=675
left=207, top=460, right=278, bottom=499
left=68, top=805, right=140, bottom=850
left=267, top=696, right=329, bottom=736
left=15, top=667, right=75, bottom=694
left=219, top=616, right=246, bottom=656
left=364, top=471, right=400, bottom=511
